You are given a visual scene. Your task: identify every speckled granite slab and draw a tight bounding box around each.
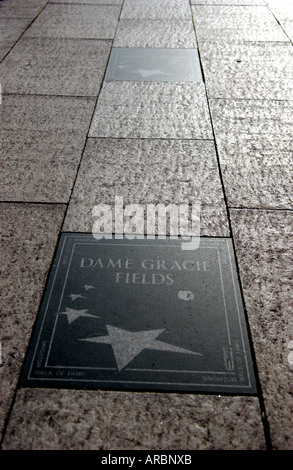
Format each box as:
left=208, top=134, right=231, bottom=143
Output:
left=121, top=0, right=191, bottom=20
left=2, top=390, right=266, bottom=450
left=63, top=138, right=229, bottom=237
left=89, top=82, right=213, bottom=139
left=113, top=19, right=197, bottom=48
left=209, top=99, right=293, bottom=209
left=0, top=37, right=112, bottom=96
left=0, top=95, right=96, bottom=203
left=230, top=209, right=293, bottom=449
left=199, top=42, right=293, bottom=100
left=191, top=5, right=288, bottom=42
left=23, top=3, right=121, bottom=39
left=0, top=203, right=66, bottom=441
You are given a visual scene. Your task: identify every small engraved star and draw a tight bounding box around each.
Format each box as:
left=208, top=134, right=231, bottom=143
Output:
left=84, top=285, right=95, bottom=291
left=58, top=307, right=98, bottom=324
left=69, top=293, right=85, bottom=301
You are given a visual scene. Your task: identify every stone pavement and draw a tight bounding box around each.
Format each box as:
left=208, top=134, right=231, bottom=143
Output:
left=0, top=0, right=292, bottom=451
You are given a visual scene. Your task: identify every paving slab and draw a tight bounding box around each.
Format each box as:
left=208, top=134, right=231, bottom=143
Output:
left=266, top=0, right=293, bottom=20
left=0, top=0, right=47, bottom=18
left=63, top=138, right=229, bottom=236
left=266, top=0, right=293, bottom=41
left=199, top=41, right=293, bottom=100
left=191, top=1, right=266, bottom=4
left=113, top=19, right=197, bottom=48
left=192, top=5, right=288, bottom=42
left=230, top=209, right=293, bottom=450
left=0, top=203, right=66, bottom=441
left=121, top=0, right=191, bottom=20
left=2, top=389, right=266, bottom=449
left=0, top=95, right=96, bottom=203
left=0, top=18, right=31, bottom=62
left=0, top=37, right=112, bottom=96
left=89, top=82, right=213, bottom=139
left=24, top=4, right=121, bottom=39
left=49, top=0, right=123, bottom=4
left=280, top=22, right=293, bottom=42
left=209, top=99, right=293, bottom=209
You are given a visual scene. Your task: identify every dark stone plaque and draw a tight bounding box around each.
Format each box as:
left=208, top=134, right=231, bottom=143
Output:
left=105, top=48, right=203, bottom=82
left=21, top=234, right=257, bottom=394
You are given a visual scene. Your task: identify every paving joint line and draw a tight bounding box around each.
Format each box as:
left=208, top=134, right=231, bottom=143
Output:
left=190, top=0, right=273, bottom=449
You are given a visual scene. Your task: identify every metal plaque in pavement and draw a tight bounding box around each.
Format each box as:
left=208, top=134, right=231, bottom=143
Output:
left=21, top=234, right=257, bottom=394
left=105, top=48, right=203, bottom=82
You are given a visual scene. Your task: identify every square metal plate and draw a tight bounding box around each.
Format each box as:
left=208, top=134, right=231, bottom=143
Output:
left=105, top=48, right=203, bottom=82
left=21, top=234, right=257, bottom=394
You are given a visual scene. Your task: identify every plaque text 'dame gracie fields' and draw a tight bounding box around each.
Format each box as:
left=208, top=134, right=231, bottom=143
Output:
left=21, top=234, right=257, bottom=394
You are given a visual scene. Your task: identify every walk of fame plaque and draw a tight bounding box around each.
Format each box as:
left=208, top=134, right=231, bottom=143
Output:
left=21, top=234, right=257, bottom=394
left=105, top=48, right=203, bottom=82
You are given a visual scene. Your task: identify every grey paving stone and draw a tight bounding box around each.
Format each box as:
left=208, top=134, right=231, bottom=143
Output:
left=192, top=5, right=288, bottom=42
left=89, top=82, right=213, bottom=139
left=230, top=209, right=293, bottom=450
left=191, top=1, right=265, bottom=4
left=0, top=95, right=96, bottom=203
left=2, top=389, right=266, bottom=449
left=50, top=0, right=123, bottom=3
left=266, top=0, right=293, bottom=41
left=209, top=99, right=293, bottom=209
left=0, top=37, right=112, bottom=96
left=0, top=203, right=66, bottom=441
left=281, top=21, right=293, bottom=41
left=0, top=0, right=47, bottom=18
left=0, top=18, right=31, bottom=61
left=114, top=19, right=197, bottom=48
left=63, top=138, right=229, bottom=237
left=121, top=0, right=191, bottom=20
left=190, top=0, right=264, bottom=5
left=266, top=0, right=293, bottom=20
left=199, top=41, right=293, bottom=100
left=24, top=4, right=121, bottom=39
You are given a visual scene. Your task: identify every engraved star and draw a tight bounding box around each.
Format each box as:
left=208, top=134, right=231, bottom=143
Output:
left=84, top=285, right=95, bottom=291
left=69, top=293, right=85, bottom=301
left=59, top=307, right=98, bottom=324
left=79, top=325, right=202, bottom=372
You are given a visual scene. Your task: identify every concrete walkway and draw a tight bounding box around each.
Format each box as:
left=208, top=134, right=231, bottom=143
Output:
left=0, top=0, right=292, bottom=451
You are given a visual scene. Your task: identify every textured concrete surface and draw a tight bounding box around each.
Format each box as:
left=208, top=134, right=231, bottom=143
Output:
left=192, top=5, right=289, bottom=42
left=24, top=4, right=121, bottom=39
left=121, top=0, right=191, bottom=20
left=266, top=0, right=293, bottom=41
left=200, top=42, right=293, bottom=100
left=63, top=138, right=229, bottom=236
left=50, top=0, right=123, bottom=4
left=114, top=19, right=197, bottom=48
left=2, top=390, right=266, bottom=450
left=0, top=203, right=66, bottom=442
left=0, top=18, right=31, bottom=61
left=231, top=210, right=293, bottom=450
left=0, top=0, right=292, bottom=452
left=0, top=95, right=96, bottom=202
left=89, top=82, right=213, bottom=139
left=0, top=37, right=112, bottom=96
left=209, top=99, right=293, bottom=209
left=0, top=0, right=47, bottom=18
left=191, top=0, right=266, bottom=4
